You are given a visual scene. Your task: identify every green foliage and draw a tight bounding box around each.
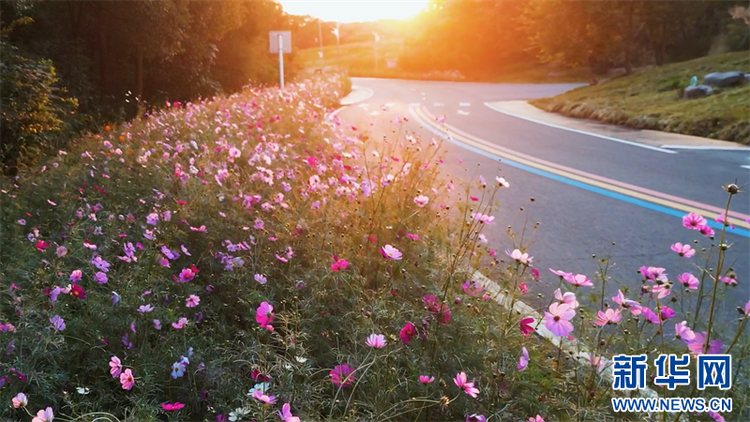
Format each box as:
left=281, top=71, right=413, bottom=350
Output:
left=0, top=19, right=77, bottom=170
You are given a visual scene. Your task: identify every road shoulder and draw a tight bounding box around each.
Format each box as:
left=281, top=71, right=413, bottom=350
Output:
left=486, top=101, right=750, bottom=151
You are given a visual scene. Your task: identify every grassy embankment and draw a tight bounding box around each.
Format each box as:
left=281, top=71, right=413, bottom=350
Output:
left=531, top=51, right=750, bottom=143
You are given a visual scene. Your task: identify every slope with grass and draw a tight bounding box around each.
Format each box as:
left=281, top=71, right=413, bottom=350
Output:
left=531, top=52, right=750, bottom=143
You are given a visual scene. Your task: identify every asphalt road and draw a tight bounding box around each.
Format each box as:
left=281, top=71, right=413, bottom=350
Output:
left=338, top=77, right=750, bottom=330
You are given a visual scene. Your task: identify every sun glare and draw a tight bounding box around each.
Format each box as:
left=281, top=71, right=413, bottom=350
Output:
left=278, top=0, right=429, bottom=23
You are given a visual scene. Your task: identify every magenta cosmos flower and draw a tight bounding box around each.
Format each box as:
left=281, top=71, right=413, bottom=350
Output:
left=178, top=267, right=196, bottom=283
left=544, top=303, right=575, bottom=337
left=670, top=243, right=695, bottom=258
left=453, top=372, right=479, bottom=397
left=682, top=212, right=706, bottom=230
left=519, top=317, right=535, bottom=338
left=380, top=244, right=402, bottom=260
left=365, top=334, right=387, bottom=348
left=466, top=415, right=487, bottom=422
left=256, top=301, right=274, bottom=331
left=331, top=255, right=348, bottom=272
left=686, top=332, right=723, bottom=356
left=528, top=416, right=545, bottom=422
left=185, top=294, right=200, bottom=308
left=253, top=389, right=276, bottom=404
left=399, top=322, right=417, bottom=344
left=161, top=402, right=185, bottom=411
left=419, top=375, right=434, bottom=384
left=330, top=363, right=355, bottom=387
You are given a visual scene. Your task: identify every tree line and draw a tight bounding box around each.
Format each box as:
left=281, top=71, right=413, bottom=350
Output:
left=399, top=0, right=749, bottom=77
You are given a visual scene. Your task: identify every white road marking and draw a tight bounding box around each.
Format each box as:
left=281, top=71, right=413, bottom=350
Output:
left=369, top=111, right=380, bottom=116
left=433, top=102, right=445, bottom=107
left=660, top=145, right=750, bottom=151
left=741, top=165, right=750, bottom=170
left=408, top=102, right=421, bottom=107
left=484, top=102, right=676, bottom=154
left=459, top=102, right=471, bottom=107
left=458, top=110, right=470, bottom=115
left=357, top=103, right=369, bottom=109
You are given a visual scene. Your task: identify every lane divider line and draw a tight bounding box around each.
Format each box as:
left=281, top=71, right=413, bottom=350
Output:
left=421, top=106, right=750, bottom=222
left=483, top=102, right=676, bottom=154
left=410, top=106, right=750, bottom=238
left=661, top=145, right=750, bottom=151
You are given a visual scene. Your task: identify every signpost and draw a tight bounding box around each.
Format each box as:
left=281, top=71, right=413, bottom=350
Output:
left=269, top=31, right=292, bottom=89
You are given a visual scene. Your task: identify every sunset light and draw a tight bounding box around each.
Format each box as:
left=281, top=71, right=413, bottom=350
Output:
left=278, top=0, right=429, bottom=22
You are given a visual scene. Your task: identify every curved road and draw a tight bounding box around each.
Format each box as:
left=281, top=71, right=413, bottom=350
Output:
left=337, top=77, right=750, bottom=329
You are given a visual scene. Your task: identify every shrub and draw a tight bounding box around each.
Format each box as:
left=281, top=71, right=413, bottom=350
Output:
left=0, top=18, right=77, bottom=172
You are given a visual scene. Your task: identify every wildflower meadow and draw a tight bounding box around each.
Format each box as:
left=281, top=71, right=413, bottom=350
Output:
left=0, top=73, right=748, bottom=422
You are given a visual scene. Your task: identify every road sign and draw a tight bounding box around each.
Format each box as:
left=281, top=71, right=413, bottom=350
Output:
left=269, top=31, right=292, bottom=54
left=270, top=31, right=291, bottom=89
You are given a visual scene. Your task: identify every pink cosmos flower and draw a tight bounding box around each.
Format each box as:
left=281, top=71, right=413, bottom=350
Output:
left=670, top=243, right=695, bottom=258
left=253, top=389, right=276, bottom=404
left=399, top=322, right=417, bottom=344
left=519, top=317, right=535, bottom=337
left=715, top=214, right=734, bottom=229
left=365, top=334, right=387, bottom=348
left=153, top=319, right=162, bottom=330
left=12, top=392, right=27, bottom=408
left=109, top=356, right=122, bottom=377
left=55, top=246, right=67, bottom=257
left=528, top=416, right=545, bottom=422
left=588, top=355, right=604, bottom=370
left=549, top=268, right=571, bottom=279
left=32, top=407, right=54, bottom=422
left=675, top=321, right=696, bottom=342
left=178, top=268, right=195, bottom=283
left=678, top=273, right=699, bottom=290
left=744, top=299, right=750, bottom=316
left=70, top=270, right=82, bottom=282
left=185, top=294, right=200, bottom=308
left=564, top=273, right=592, bottom=287
left=146, top=213, right=159, bottom=225
left=687, top=332, right=723, bottom=355
left=413, top=195, right=429, bottom=207
left=190, top=225, right=207, bottom=232
left=278, top=403, right=301, bottom=422
left=612, top=290, right=642, bottom=315
left=517, top=346, right=529, bottom=371
left=470, top=212, right=495, bottom=225
left=120, top=368, right=134, bottom=390
left=554, top=288, right=579, bottom=309
left=453, top=372, right=479, bottom=398
left=330, top=363, right=355, bottom=387
left=419, top=375, right=435, bottom=384
left=531, top=268, right=540, bottom=280
left=640, top=266, right=668, bottom=283
left=505, top=249, right=532, bottom=265
left=254, top=274, right=268, bottom=284
left=94, top=271, right=108, bottom=284
left=256, top=301, right=274, bottom=331
left=172, top=317, right=188, bottom=329
left=406, top=233, right=420, bottom=241
left=161, top=402, right=186, bottom=411
left=331, top=256, right=349, bottom=272
left=466, top=415, right=487, bottom=422
left=380, top=244, right=402, bottom=260
left=595, top=308, right=622, bottom=326
left=544, top=303, right=575, bottom=337
left=683, top=213, right=706, bottom=229
left=138, top=304, right=154, bottom=313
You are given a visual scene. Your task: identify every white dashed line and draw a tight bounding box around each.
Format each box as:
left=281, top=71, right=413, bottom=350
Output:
left=741, top=165, right=750, bottom=170
left=433, top=102, right=445, bottom=107
left=408, top=102, right=421, bottom=107
left=458, top=110, right=470, bottom=115
left=368, top=111, right=380, bottom=116
left=459, top=102, right=471, bottom=107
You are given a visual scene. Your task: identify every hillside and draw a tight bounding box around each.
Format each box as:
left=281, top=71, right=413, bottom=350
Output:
left=531, top=52, right=750, bottom=143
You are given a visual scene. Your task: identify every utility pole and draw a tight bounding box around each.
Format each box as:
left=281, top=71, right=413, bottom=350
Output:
left=318, top=19, right=324, bottom=69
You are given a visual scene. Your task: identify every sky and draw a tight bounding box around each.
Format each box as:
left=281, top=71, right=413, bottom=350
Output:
left=277, top=0, right=429, bottom=23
